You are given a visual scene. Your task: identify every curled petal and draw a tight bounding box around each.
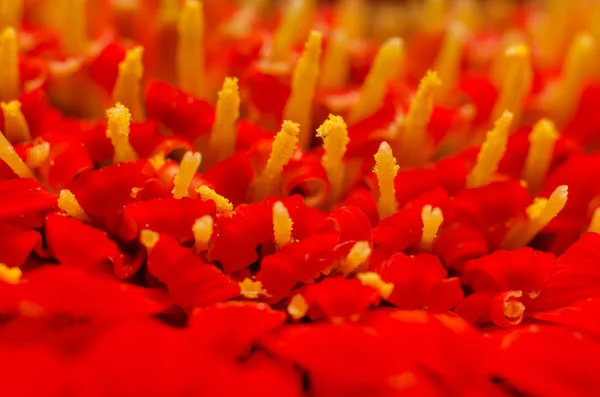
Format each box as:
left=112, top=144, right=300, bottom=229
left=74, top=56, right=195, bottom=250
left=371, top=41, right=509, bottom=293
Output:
left=0, top=222, right=41, bottom=268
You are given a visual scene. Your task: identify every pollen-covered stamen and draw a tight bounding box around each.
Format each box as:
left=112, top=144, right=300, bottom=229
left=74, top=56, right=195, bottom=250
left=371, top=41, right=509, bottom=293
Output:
left=197, top=185, right=234, bottom=216
left=0, top=27, right=19, bottom=101
left=374, top=142, right=399, bottom=220
left=349, top=37, right=403, bottom=123
left=140, top=229, right=160, bottom=252
left=0, top=0, right=23, bottom=30
left=335, top=0, right=367, bottom=38
left=0, top=130, right=33, bottom=178
left=1, top=100, right=30, bottom=143
left=58, top=0, right=88, bottom=56
left=319, top=30, right=349, bottom=90
left=422, top=0, right=447, bottom=34
left=466, top=111, right=513, bottom=188
left=177, top=0, right=205, bottom=99
left=522, top=119, right=559, bottom=194
left=192, top=215, right=213, bottom=253
left=283, top=31, right=322, bottom=149
left=209, top=77, right=240, bottom=165
left=0, top=263, right=21, bottom=285
left=273, top=201, right=294, bottom=249
left=172, top=151, right=202, bottom=199
left=434, top=22, right=467, bottom=98
left=26, top=141, right=50, bottom=169
left=239, top=278, right=265, bottom=299
left=252, top=120, right=300, bottom=201
left=58, top=189, right=89, bottom=222
left=112, top=46, right=144, bottom=121
left=340, top=241, right=371, bottom=276
left=395, top=70, right=442, bottom=165
left=588, top=208, right=600, bottom=234
left=106, top=103, right=138, bottom=164
left=357, top=271, right=394, bottom=299
left=492, top=44, right=532, bottom=124
left=287, top=294, right=309, bottom=320
left=316, top=115, right=349, bottom=204
left=270, top=0, right=316, bottom=61
left=421, top=205, right=443, bottom=251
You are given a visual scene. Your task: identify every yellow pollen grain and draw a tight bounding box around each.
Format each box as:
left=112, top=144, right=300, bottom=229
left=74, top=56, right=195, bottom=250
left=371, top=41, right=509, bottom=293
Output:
left=0, top=0, right=22, bottom=31
left=1, top=100, right=30, bottom=143
left=466, top=111, right=513, bottom=188
left=273, top=201, right=294, bottom=249
left=209, top=77, right=240, bottom=165
left=316, top=114, right=349, bottom=204
left=349, top=37, right=404, bottom=123
left=0, top=263, right=21, bottom=285
left=239, top=278, right=265, bottom=299
left=319, top=30, right=349, bottom=90
left=0, top=130, right=33, bottom=178
left=0, top=27, right=19, bottom=101
left=172, top=151, right=202, bottom=199
left=112, top=46, right=144, bottom=121
left=177, top=0, right=205, bottom=99
left=522, top=119, right=559, bottom=194
left=26, top=141, right=50, bottom=169
left=374, top=141, right=399, bottom=220
left=140, top=229, right=160, bottom=252
left=270, top=0, right=316, bottom=62
left=106, top=103, right=138, bottom=163
left=58, top=189, right=89, bottom=222
left=283, top=31, right=322, bottom=150
left=287, top=294, right=309, bottom=320
left=357, top=271, right=394, bottom=299
left=340, top=241, right=371, bottom=276
left=58, top=0, right=88, bottom=56
left=192, top=215, right=213, bottom=253
left=588, top=208, right=600, bottom=234
left=492, top=43, right=532, bottom=124
left=421, top=205, right=443, bottom=251
left=434, top=22, right=467, bottom=98
left=196, top=185, right=234, bottom=216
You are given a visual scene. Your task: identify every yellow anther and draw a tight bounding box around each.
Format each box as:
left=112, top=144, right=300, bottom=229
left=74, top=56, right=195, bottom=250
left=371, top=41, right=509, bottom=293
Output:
left=0, top=130, right=33, bottom=178
left=522, top=119, right=559, bottom=194
left=287, top=294, right=309, bottom=320
left=1, top=100, right=30, bottom=143
left=340, top=241, right=371, bottom=276
left=209, top=77, right=240, bottom=165
left=0, top=27, right=19, bottom=101
left=357, top=271, right=394, bottom=299
left=58, top=0, right=88, bottom=56
left=58, top=189, right=89, bottom=222
left=588, top=208, right=600, bottom=234
left=106, top=103, right=138, bottom=163
left=0, top=263, right=21, bottom=285
left=140, top=229, right=160, bottom=252
left=466, top=111, right=513, bottom=188
left=273, top=201, right=294, bottom=249
left=239, top=278, right=265, bottom=299
left=374, top=142, right=399, bottom=220
left=112, top=46, right=144, bottom=121
left=434, top=22, right=467, bottom=98
left=349, top=37, right=404, bottom=123
left=283, top=31, right=322, bottom=149
left=492, top=44, right=532, bottom=123
left=0, top=0, right=23, bottom=31
left=319, top=30, right=349, bottom=90
left=335, top=0, right=367, bottom=38
left=422, top=0, right=447, bottom=34
left=270, top=0, right=316, bottom=61
left=252, top=120, right=299, bottom=201
left=196, top=185, right=234, bottom=215
left=172, top=151, right=202, bottom=199
left=192, top=215, right=213, bottom=252
left=421, top=205, right=443, bottom=251
left=177, top=0, right=205, bottom=98
left=26, top=141, right=50, bottom=169
left=316, top=115, right=349, bottom=204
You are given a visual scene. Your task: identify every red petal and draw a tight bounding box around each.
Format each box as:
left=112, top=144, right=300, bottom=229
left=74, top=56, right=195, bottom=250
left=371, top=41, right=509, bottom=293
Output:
left=0, top=178, right=57, bottom=221
left=0, top=222, right=41, bottom=267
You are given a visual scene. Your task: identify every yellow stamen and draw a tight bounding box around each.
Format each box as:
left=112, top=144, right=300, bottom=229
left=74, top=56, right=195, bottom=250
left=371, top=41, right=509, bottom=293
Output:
left=492, top=44, right=532, bottom=124
left=319, top=30, right=349, bottom=90
left=588, top=208, right=600, bottom=234
left=0, top=263, right=21, bottom=285
left=316, top=114, right=349, bottom=204
left=454, top=0, right=482, bottom=32
left=192, top=215, right=213, bottom=253
left=177, top=0, right=205, bottom=99
left=209, top=77, right=240, bottom=165
left=466, top=111, right=513, bottom=188
left=112, top=46, right=144, bottom=121
left=422, top=0, right=447, bottom=34
left=106, top=103, right=138, bottom=163
left=58, top=189, right=89, bottom=222
left=282, top=31, right=322, bottom=150
left=395, top=70, right=442, bottom=166
left=349, top=37, right=404, bottom=123
left=224, top=0, right=267, bottom=38
left=172, top=151, right=202, bottom=199
left=374, top=141, right=399, bottom=220
left=26, top=141, right=50, bottom=169
left=239, top=278, right=265, bottom=299
left=287, top=294, right=308, bottom=320
left=252, top=120, right=300, bottom=201
left=273, top=201, right=294, bottom=249
left=335, top=0, right=367, bottom=38
left=357, top=271, right=394, bottom=299
left=58, top=0, right=87, bottom=56
left=196, top=185, right=234, bottom=216
left=0, top=130, right=33, bottom=178
left=0, top=27, right=19, bottom=101
left=421, top=205, right=443, bottom=251
left=522, top=119, right=559, bottom=194
left=0, top=0, right=23, bottom=31
left=1, top=100, right=30, bottom=143
left=140, top=229, right=160, bottom=252
left=340, top=241, right=371, bottom=276
left=270, top=0, right=316, bottom=61
left=535, top=0, right=569, bottom=67
left=434, top=22, right=467, bottom=98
